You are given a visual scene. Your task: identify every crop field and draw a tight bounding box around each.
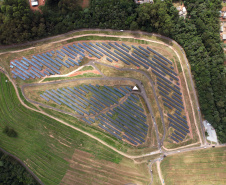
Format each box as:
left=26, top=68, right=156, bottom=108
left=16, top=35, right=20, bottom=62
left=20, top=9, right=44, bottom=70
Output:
left=161, top=147, right=226, bottom=184
left=2, top=33, right=202, bottom=150
left=0, top=73, right=150, bottom=184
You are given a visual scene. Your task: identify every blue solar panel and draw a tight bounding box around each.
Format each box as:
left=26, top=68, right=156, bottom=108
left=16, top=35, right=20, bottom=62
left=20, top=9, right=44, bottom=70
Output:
left=115, top=42, right=129, bottom=52
left=138, top=45, right=151, bottom=54
left=172, top=95, right=183, bottom=105
left=102, top=43, right=111, bottom=49
left=43, top=93, right=61, bottom=105
left=132, top=45, right=149, bottom=57
left=49, top=90, right=87, bottom=115
left=20, top=60, right=29, bottom=67
left=33, top=56, right=60, bottom=74
left=121, top=43, right=131, bottom=50
left=42, top=54, right=61, bottom=67
left=38, top=54, right=60, bottom=69
left=57, top=89, right=88, bottom=107
left=126, top=99, right=144, bottom=112
left=174, top=131, right=185, bottom=138
left=56, top=50, right=65, bottom=57
left=123, top=135, right=137, bottom=145
left=157, top=78, right=181, bottom=95
left=63, top=46, right=77, bottom=57
left=168, top=114, right=188, bottom=129
left=164, top=103, right=172, bottom=109
left=55, top=58, right=69, bottom=68
left=130, top=94, right=139, bottom=100
left=102, top=89, right=118, bottom=100
left=46, top=52, right=52, bottom=57
left=171, top=136, right=179, bottom=143
left=89, top=84, right=117, bottom=104
left=68, top=45, right=85, bottom=57
left=29, top=70, right=41, bottom=78
left=172, top=133, right=183, bottom=141
left=175, top=110, right=181, bottom=115
left=152, top=70, right=173, bottom=86
left=147, top=47, right=173, bottom=65
left=14, top=60, right=29, bottom=70
left=14, top=69, right=29, bottom=79
left=46, top=68, right=55, bottom=75
left=158, top=86, right=169, bottom=95
left=65, top=60, right=74, bottom=67
left=78, top=43, right=101, bottom=59
left=73, top=87, right=86, bottom=96
left=99, top=119, right=121, bottom=135
left=79, top=86, right=89, bottom=93
left=168, top=118, right=189, bottom=133
left=61, top=49, right=75, bottom=59
left=51, top=51, right=55, bottom=54
left=43, top=71, right=50, bottom=76
left=83, top=43, right=103, bottom=57
left=23, top=57, right=42, bottom=70
left=57, top=54, right=63, bottom=60
left=98, top=124, right=122, bottom=140
left=162, top=98, right=182, bottom=112
left=124, top=132, right=143, bottom=144
left=153, top=58, right=177, bottom=76
left=73, top=44, right=85, bottom=53
left=89, top=118, right=95, bottom=123
left=68, top=58, right=79, bottom=66
left=31, top=67, right=45, bottom=77
left=104, top=86, right=122, bottom=97
left=173, top=92, right=182, bottom=99
left=40, top=94, right=49, bottom=101
left=124, top=102, right=146, bottom=118
left=160, top=92, right=184, bottom=109
left=153, top=55, right=168, bottom=66
left=82, top=118, right=92, bottom=125
left=113, top=87, right=125, bottom=96
left=11, top=71, right=26, bottom=80
left=169, top=123, right=187, bottom=136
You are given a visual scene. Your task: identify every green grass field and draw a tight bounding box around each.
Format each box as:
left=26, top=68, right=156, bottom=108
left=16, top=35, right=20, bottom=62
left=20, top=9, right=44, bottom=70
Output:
left=42, top=73, right=102, bottom=82
left=0, top=73, right=150, bottom=184
left=161, top=147, right=226, bottom=184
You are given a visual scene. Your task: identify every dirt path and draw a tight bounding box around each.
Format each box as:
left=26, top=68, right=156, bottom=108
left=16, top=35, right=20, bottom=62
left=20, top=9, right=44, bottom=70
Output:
left=157, top=161, right=164, bottom=185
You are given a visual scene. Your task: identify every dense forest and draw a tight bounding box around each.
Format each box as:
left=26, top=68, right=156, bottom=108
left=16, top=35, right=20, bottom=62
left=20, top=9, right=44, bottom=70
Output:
left=0, top=0, right=225, bottom=142
left=0, top=150, right=39, bottom=184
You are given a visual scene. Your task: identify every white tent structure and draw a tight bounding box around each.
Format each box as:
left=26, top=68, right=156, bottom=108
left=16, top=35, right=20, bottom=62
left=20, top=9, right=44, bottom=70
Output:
left=132, top=86, right=139, bottom=91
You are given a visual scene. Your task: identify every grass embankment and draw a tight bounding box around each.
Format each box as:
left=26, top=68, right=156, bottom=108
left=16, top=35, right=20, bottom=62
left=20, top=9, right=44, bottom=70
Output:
left=161, top=147, right=226, bottom=184
left=0, top=73, right=150, bottom=185
left=42, top=73, right=102, bottom=82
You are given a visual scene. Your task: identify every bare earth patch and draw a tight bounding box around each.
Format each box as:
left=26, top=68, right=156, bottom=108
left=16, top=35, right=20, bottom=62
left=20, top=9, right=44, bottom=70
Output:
left=68, top=70, right=100, bottom=77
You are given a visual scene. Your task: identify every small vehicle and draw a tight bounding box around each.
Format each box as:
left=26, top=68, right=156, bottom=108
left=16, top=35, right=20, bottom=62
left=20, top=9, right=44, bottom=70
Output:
left=31, top=0, right=38, bottom=6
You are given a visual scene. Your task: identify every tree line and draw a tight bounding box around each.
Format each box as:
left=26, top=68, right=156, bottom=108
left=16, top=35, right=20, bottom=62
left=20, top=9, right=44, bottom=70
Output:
left=0, top=151, right=39, bottom=184
left=0, top=0, right=225, bottom=142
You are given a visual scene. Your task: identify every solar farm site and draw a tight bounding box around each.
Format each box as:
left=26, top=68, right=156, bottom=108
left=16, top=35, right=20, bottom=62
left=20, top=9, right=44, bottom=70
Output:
left=0, top=31, right=207, bottom=184
left=8, top=37, right=201, bottom=150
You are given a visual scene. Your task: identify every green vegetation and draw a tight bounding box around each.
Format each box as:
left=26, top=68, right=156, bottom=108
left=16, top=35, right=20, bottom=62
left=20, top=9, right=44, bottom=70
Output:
left=161, top=147, right=226, bottom=184
left=0, top=151, right=39, bottom=184
left=0, top=73, right=126, bottom=184
left=42, top=73, right=102, bottom=82
left=3, top=126, right=18, bottom=137
left=80, top=65, right=94, bottom=71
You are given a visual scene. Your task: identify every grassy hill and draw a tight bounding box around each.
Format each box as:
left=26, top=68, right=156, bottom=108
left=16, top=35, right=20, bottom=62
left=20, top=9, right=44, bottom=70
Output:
left=161, top=147, right=226, bottom=184
left=0, top=73, right=150, bottom=184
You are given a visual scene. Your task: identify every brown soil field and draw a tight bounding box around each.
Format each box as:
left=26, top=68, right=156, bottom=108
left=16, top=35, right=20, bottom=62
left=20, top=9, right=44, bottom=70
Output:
left=61, top=149, right=150, bottom=185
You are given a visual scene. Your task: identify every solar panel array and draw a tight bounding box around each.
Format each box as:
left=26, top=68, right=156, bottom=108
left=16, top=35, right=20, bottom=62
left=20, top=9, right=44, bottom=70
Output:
left=11, top=41, right=188, bottom=144
left=10, top=44, right=88, bottom=80
left=39, top=84, right=148, bottom=146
